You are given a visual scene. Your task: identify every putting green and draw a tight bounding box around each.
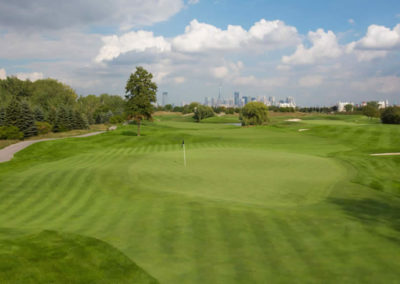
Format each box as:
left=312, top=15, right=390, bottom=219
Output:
left=128, top=148, right=344, bottom=207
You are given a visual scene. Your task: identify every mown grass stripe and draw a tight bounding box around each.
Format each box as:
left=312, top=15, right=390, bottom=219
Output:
left=14, top=169, right=89, bottom=226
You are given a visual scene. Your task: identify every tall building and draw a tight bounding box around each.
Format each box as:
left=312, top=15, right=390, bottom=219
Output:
left=242, top=96, right=249, bottom=105
left=234, top=92, right=240, bottom=106
left=268, top=96, right=276, bottom=106
left=162, top=92, right=168, bottom=106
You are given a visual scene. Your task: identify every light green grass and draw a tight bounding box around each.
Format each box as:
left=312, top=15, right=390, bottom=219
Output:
left=0, top=114, right=399, bottom=283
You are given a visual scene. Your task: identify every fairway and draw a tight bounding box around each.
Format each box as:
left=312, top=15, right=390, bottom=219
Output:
left=0, top=115, right=400, bottom=283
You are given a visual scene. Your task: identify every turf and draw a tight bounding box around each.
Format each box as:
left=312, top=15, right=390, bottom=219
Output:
left=0, top=114, right=399, bottom=283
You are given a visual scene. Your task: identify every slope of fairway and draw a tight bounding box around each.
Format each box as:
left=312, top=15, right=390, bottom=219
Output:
left=0, top=115, right=399, bottom=283
left=0, top=230, right=158, bottom=283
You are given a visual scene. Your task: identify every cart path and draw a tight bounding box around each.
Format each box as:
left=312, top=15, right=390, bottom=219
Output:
left=0, top=131, right=104, bottom=163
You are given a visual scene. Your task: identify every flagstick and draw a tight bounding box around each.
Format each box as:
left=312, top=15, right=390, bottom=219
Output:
left=183, top=143, right=187, bottom=168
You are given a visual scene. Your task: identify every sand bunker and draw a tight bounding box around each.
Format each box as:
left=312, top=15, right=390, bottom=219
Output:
left=286, top=118, right=302, bottom=122
left=298, top=129, right=309, bottom=132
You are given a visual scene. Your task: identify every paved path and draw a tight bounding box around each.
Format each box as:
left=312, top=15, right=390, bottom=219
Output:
left=370, top=153, right=400, bottom=156
left=0, top=131, right=104, bottom=163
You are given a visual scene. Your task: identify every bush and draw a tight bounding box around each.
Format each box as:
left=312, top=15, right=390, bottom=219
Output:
left=0, top=126, right=24, bottom=140
left=381, top=106, right=400, bottom=124
left=193, top=105, right=214, bottom=122
left=240, top=102, right=269, bottom=126
left=35, top=121, right=52, bottom=135
left=109, top=115, right=125, bottom=124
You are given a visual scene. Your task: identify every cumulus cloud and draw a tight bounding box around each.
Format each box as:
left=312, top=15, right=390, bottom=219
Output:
left=0, top=69, right=44, bottom=81
left=353, top=24, right=400, bottom=50
left=15, top=72, right=44, bottom=81
left=173, top=76, right=186, bottom=84
left=95, top=31, right=171, bottom=62
left=210, top=61, right=243, bottom=79
left=234, top=75, right=288, bottom=88
left=0, top=0, right=184, bottom=31
left=282, top=29, right=342, bottom=65
left=298, top=75, right=324, bottom=87
left=172, top=19, right=299, bottom=52
left=188, top=0, right=199, bottom=4
left=351, top=76, right=400, bottom=94
left=0, top=68, right=6, bottom=79
left=348, top=19, right=355, bottom=24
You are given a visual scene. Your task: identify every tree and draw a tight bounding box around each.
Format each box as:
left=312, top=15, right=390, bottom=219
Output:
left=381, top=106, right=400, bottom=124
left=193, top=105, right=214, bottom=122
left=20, top=101, right=38, bottom=137
left=344, top=104, right=353, bottom=112
left=363, top=101, right=380, bottom=119
left=0, top=108, right=5, bottom=126
left=240, top=101, right=269, bottom=126
left=34, top=107, right=45, bottom=122
left=5, top=98, right=22, bottom=129
left=125, top=67, right=157, bottom=136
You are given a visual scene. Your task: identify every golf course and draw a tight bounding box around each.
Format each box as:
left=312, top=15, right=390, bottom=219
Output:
left=0, top=113, right=399, bottom=283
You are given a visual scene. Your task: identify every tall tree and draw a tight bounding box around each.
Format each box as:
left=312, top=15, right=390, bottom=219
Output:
left=5, top=98, right=22, bottom=129
left=125, top=67, right=157, bottom=136
left=0, top=108, right=5, bottom=126
left=20, top=101, right=37, bottom=137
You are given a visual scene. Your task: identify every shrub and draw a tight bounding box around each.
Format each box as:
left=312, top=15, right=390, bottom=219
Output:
left=0, top=126, right=24, bottom=140
left=109, top=115, right=125, bottom=124
left=193, top=105, right=214, bottom=122
left=35, top=121, right=53, bottom=135
left=381, top=106, right=400, bottom=124
left=240, top=101, right=269, bottom=126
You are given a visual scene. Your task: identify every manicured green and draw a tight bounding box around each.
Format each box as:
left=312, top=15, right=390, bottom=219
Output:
left=0, top=114, right=399, bottom=283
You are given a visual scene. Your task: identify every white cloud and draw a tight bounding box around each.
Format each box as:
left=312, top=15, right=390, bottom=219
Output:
left=0, top=68, right=43, bottom=81
left=188, top=0, right=199, bottom=4
left=348, top=19, right=355, bottom=24
left=351, top=76, right=400, bottom=94
left=173, top=76, right=185, bottom=84
left=210, top=61, right=243, bottom=79
left=0, top=68, right=6, bottom=79
left=282, top=29, right=342, bottom=65
left=95, top=31, right=171, bottom=62
left=234, top=75, right=288, bottom=88
left=298, top=75, right=324, bottom=87
left=354, top=24, right=400, bottom=50
left=172, top=20, right=248, bottom=52
left=346, top=42, right=388, bottom=61
left=0, top=0, right=184, bottom=31
left=172, top=19, right=299, bottom=53
left=15, top=72, right=44, bottom=81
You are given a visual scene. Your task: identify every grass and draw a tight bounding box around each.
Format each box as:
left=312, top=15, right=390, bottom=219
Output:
left=0, top=114, right=399, bottom=283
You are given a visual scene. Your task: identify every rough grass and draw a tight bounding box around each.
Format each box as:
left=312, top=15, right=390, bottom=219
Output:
left=0, top=230, right=158, bottom=283
left=0, top=115, right=399, bottom=283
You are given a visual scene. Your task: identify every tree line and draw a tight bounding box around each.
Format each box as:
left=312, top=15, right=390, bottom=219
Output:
left=0, top=77, right=125, bottom=139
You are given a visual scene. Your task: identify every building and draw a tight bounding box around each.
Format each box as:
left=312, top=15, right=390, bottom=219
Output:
left=234, top=92, right=240, bottom=106
left=278, top=97, right=296, bottom=108
left=337, top=101, right=354, bottom=112
left=378, top=100, right=389, bottom=109
left=268, top=96, right=276, bottom=106
left=162, top=92, right=168, bottom=106
left=242, top=96, right=249, bottom=105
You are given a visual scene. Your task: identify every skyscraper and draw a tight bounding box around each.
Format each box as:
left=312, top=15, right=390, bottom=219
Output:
left=162, top=92, right=168, bottom=106
left=234, top=91, right=240, bottom=106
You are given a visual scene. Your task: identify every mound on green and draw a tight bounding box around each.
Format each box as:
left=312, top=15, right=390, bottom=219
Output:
left=0, top=230, right=158, bottom=284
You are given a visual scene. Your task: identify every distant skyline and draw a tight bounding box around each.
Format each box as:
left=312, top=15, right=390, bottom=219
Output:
left=0, top=0, right=400, bottom=106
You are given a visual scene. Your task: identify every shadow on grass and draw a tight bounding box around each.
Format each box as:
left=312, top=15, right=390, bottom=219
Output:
left=329, top=197, right=400, bottom=234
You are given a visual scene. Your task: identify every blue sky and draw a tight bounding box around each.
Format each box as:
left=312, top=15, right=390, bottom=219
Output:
left=0, top=0, right=400, bottom=106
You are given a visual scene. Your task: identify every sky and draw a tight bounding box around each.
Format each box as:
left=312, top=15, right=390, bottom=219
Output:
left=0, top=0, right=400, bottom=106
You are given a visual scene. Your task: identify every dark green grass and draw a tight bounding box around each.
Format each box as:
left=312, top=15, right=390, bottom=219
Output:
left=0, top=114, right=399, bottom=283
left=0, top=230, right=158, bottom=283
